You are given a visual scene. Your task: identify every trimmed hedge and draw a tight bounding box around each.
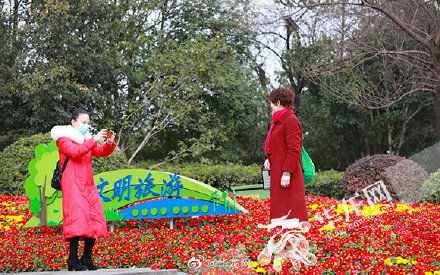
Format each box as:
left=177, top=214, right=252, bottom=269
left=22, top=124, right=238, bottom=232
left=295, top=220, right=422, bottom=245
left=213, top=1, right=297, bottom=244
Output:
left=136, top=162, right=346, bottom=199
left=342, top=154, right=428, bottom=202
left=0, top=132, right=129, bottom=195
left=134, top=162, right=262, bottom=191
left=305, top=169, right=344, bottom=200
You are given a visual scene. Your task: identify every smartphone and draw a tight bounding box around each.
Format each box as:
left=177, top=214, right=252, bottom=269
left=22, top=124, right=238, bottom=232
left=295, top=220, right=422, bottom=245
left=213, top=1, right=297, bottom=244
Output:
left=106, top=130, right=113, bottom=139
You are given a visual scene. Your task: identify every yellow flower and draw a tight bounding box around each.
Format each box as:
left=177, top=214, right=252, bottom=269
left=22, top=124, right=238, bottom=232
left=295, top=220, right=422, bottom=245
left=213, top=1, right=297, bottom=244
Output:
left=360, top=204, right=389, bottom=216
left=10, top=215, right=23, bottom=221
left=375, top=203, right=391, bottom=208
left=384, top=258, right=393, bottom=266
left=310, top=204, right=320, bottom=211
left=425, top=272, right=433, bottom=275
left=395, top=203, right=420, bottom=213
left=250, top=261, right=259, bottom=268
left=255, top=267, right=266, bottom=273
left=396, top=257, right=409, bottom=265
left=243, top=195, right=260, bottom=200
left=340, top=222, right=349, bottom=228
left=318, top=224, right=333, bottom=232
left=335, top=203, right=352, bottom=214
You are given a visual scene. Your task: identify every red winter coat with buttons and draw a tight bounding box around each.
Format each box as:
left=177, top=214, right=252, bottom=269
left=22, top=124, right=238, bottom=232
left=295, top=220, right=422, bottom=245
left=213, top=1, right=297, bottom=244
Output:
left=51, top=125, right=116, bottom=240
left=267, top=108, right=308, bottom=222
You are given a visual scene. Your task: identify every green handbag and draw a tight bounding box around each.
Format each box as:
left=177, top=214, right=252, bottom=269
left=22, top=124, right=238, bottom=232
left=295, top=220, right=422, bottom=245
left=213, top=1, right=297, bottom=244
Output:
left=301, top=146, right=315, bottom=184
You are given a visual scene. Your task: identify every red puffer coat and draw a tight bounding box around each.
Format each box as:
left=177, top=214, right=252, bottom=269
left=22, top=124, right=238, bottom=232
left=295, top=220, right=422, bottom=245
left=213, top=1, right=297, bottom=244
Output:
left=51, top=125, right=116, bottom=240
left=267, top=108, right=308, bottom=222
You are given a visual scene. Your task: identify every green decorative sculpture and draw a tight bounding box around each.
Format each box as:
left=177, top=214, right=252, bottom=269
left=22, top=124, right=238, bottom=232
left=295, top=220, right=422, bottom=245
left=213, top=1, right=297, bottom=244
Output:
left=24, top=141, right=249, bottom=228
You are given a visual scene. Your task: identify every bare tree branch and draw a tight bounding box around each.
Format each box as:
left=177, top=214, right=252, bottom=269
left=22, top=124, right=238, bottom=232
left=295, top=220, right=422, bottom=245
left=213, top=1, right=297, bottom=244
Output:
left=285, top=0, right=433, bottom=51
left=414, top=0, right=437, bottom=22
left=148, top=142, right=198, bottom=170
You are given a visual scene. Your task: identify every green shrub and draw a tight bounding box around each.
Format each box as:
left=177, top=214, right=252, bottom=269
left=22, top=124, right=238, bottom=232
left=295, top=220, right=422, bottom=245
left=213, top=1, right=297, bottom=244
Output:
left=419, top=169, right=440, bottom=204
left=0, top=133, right=129, bottom=195
left=0, top=133, right=53, bottom=195
left=134, top=162, right=262, bottom=191
left=305, top=170, right=344, bottom=199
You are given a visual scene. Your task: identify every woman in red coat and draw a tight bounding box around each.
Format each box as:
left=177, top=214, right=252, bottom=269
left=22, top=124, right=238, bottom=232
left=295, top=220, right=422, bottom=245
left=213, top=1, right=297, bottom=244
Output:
left=51, top=106, right=116, bottom=271
left=264, top=87, right=308, bottom=223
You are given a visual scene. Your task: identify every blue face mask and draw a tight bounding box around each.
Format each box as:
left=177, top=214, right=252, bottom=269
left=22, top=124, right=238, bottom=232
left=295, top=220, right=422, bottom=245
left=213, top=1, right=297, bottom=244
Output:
left=77, top=123, right=90, bottom=135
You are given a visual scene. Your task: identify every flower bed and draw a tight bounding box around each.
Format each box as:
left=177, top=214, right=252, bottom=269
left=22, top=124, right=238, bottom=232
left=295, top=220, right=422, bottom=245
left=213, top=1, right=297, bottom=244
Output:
left=0, top=194, right=439, bottom=274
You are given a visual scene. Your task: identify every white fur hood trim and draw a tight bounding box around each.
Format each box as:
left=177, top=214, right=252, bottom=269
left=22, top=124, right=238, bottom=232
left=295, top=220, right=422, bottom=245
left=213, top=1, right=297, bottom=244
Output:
left=51, top=125, right=93, bottom=144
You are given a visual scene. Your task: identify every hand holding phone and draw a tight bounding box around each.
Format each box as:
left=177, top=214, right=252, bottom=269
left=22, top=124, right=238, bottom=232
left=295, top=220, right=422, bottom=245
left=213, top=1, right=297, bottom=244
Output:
left=106, top=130, right=113, bottom=139
left=94, top=129, right=107, bottom=142
left=105, top=129, right=116, bottom=144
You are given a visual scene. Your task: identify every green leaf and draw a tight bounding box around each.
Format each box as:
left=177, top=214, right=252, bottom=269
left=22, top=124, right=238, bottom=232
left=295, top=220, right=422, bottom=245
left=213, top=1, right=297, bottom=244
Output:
left=29, top=197, right=41, bottom=217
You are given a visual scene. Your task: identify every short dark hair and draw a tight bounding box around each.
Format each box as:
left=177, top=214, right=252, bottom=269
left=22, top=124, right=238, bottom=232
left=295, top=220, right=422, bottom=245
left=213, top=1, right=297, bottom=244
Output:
left=269, top=87, right=294, bottom=108
left=69, top=106, right=88, bottom=122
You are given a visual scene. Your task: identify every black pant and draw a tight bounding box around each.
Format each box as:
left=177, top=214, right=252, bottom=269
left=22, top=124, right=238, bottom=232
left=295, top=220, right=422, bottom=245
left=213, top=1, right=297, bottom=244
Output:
left=68, top=236, right=95, bottom=261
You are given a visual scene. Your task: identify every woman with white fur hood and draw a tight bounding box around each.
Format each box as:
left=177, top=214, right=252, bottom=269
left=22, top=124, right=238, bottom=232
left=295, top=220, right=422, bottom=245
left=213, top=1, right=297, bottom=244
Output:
left=51, top=106, right=116, bottom=271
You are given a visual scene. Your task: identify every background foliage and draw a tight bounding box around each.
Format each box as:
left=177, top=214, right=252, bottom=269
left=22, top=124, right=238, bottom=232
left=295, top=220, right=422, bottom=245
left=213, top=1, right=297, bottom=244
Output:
left=1, top=0, right=439, bottom=186
left=304, top=170, right=345, bottom=200
left=419, top=168, right=440, bottom=205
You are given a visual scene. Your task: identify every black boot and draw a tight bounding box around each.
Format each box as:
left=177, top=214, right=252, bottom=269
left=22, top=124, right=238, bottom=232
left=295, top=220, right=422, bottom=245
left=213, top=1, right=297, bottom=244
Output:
left=67, top=237, right=87, bottom=271
left=80, top=237, right=99, bottom=270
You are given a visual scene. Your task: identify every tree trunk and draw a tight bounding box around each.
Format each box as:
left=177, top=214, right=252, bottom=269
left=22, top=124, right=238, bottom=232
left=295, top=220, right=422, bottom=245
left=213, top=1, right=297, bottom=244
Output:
left=38, top=176, right=47, bottom=226
left=128, top=128, right=156, bottom=164
left=119, top=138, right=126, bottom=153
left=429, top=34, right=440, bottom=139
left=395, top=105, right=409, bottom=156
left=434, top=86, right=440, bottom=139
left=396, top=124, right=406, bottom=156
left=339, top=2, right=346, bottom=58
left=12, top=0, right=19, bottom=34
left=386, top=107, right=393, bottom=154
left=364, top=135, right=370, bottom=156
